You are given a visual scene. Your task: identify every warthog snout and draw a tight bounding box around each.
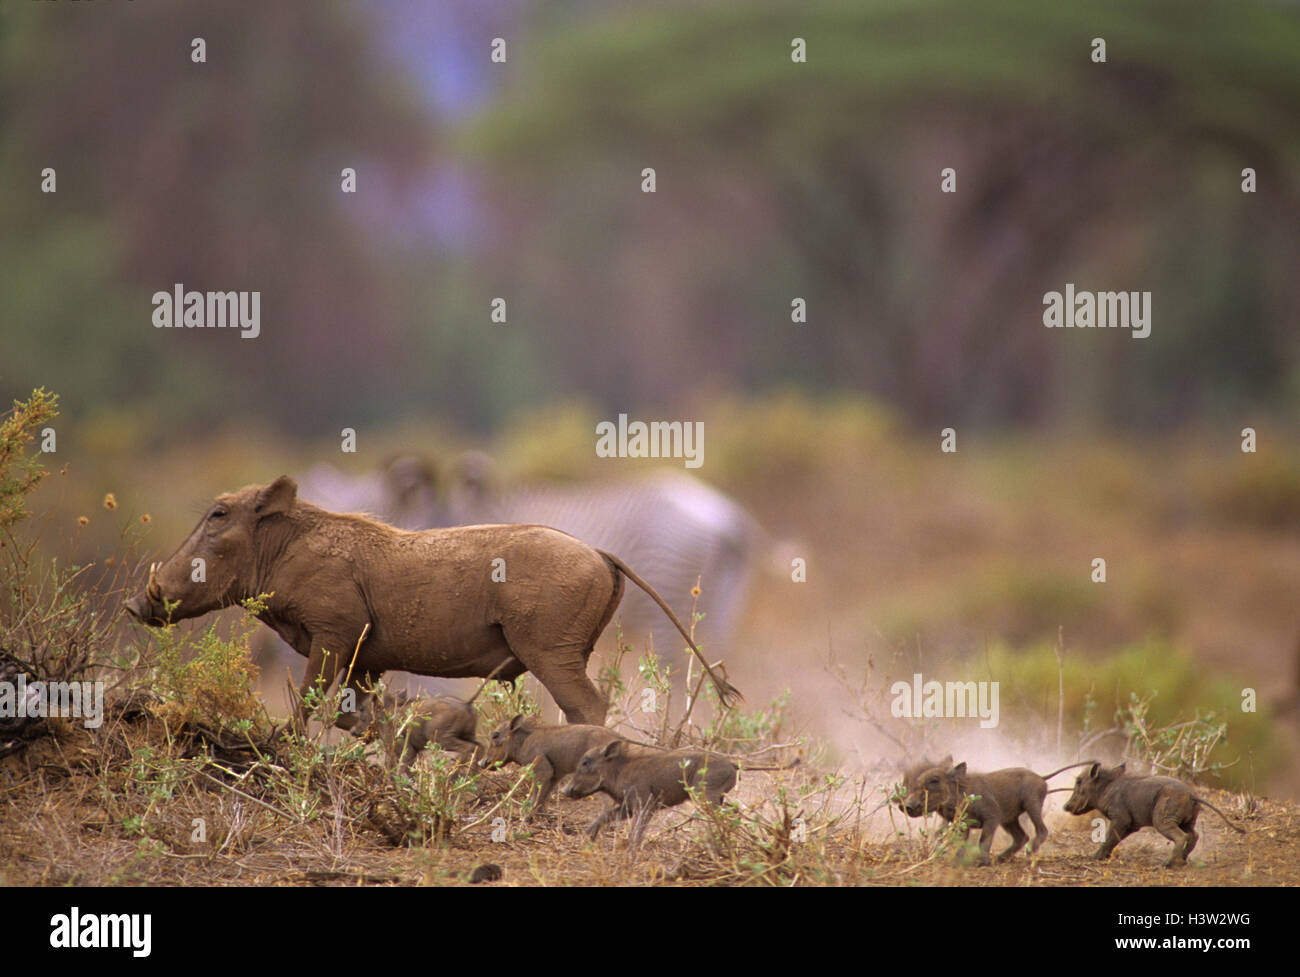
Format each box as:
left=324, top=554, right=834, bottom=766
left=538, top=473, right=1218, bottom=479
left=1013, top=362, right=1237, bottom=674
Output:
left=123, top=564, right=163, bottom=622
left=903, top=795, right=930, bottom=817
left=123, top=592, right=164, bottom=626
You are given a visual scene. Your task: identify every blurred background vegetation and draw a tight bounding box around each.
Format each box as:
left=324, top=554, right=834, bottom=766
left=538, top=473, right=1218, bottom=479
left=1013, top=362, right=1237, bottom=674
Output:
left=2, top=0, right=1299, bottom=793
left=3, top=0, right=1298, bottom=435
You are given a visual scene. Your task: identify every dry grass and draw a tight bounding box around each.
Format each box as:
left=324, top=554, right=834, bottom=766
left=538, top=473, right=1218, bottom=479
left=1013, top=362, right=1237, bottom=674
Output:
left=1, top=704, right=1291, bottom=886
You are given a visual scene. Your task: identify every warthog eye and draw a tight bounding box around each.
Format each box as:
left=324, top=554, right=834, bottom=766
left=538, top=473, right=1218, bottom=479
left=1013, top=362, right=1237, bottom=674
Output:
left=211, top=507, right=228, bottom=519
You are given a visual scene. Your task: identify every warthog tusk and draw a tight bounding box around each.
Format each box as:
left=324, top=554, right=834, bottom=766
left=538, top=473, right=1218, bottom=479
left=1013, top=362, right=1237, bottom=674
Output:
left=147, top=562, right=162, bottom=601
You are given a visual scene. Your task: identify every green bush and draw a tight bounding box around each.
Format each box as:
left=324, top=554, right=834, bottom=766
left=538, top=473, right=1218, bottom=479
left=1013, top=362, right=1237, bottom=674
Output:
left=1201, top=450, right=1300, bottom=531
left=874, top=565, right=1180, bottom=652
left=982, top=639, right=1273, bottom=790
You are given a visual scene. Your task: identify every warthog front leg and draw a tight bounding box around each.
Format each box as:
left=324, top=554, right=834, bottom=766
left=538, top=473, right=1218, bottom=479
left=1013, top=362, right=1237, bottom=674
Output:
left=974, top=821, right=997, bottom=866
left=524, top=756, right=558, bottom=819
left=586, top=797, right=660, bottom=849
left=586, top=800, right=634, bottom=840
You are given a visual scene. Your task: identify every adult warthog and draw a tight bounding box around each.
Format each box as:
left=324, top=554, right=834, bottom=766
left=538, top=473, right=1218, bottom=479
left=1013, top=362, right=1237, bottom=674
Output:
left=298, top=455, right=767, bottom=664
left=124, top=476, right=739, bottom=727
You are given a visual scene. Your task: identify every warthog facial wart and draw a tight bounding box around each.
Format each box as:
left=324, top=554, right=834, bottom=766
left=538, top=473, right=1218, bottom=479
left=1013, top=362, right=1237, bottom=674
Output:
left=595, top=414, right=703, bottom=469
left=151, top=283, right=261, bottom=339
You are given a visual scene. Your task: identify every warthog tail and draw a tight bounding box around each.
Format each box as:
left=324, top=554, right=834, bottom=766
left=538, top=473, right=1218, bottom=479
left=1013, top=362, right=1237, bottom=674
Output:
left=1040, top=762, right=1096, bottom=780
left=598, top=550, right=743, bottom=707
left=1194, top=796, right=1248, bottom=834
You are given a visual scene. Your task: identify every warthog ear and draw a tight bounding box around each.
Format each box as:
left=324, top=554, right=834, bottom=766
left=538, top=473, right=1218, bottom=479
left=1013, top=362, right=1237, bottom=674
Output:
left=1087, top=762, right=1102, bottom=778
left=949, top=761, right=966, bottom=777
left=255, top=475, right=297, bottom=519
left=601, top=739, right=623, bottom=759
left=940, top=754, right=953, bottom=768
left=509, top=713, right=525, bottom=731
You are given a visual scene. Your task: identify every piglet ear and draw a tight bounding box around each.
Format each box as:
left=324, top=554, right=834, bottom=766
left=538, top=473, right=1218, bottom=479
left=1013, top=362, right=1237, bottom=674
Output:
left=950, top=761, right=967, bottom=777
left=256, top=475, right=297, bottom=519
left=1088, top=762, right=1102, bottom=778
left=602, top=739, right=624, bottom=759
left=509, top=714, right=525, bottom=731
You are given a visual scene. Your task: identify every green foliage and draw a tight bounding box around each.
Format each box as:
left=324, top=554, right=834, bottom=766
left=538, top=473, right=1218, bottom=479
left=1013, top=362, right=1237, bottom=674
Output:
left=1113, top=692, right=1232, bottom=782
left=147, top=596, right=268, bottom=735
left=1201, top=450, right=1300, bottom=531
left=703, top=688, right=792, bottom=755
left=704, top=392, right=898, bottom=488
left=874, top=564, right=1180, bottom=652
left=470, top=0, right=1300, bottom=168
left=0, top=2, right=436, bottom=434
left=462, top=0, right=1300, bottom=429
left=6, top=3, right=1298, bottom=433
left=375, top=751, right=484, bottom=847
left=0, top=389, right=125, bottom=684
left=0, top=388, right=58, bottom=533
left=473, top=675, right=539, bottom=734
left=984, top=640, right=1272, bottom=789
left=689, top=783, right=839, bottom=885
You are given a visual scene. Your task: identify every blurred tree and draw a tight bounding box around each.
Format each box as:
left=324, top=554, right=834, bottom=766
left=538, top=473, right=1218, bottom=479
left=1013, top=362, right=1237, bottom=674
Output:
left=2, top=0, right=1297, bottom=438
left=1, top=0, right=434, bottom=436
left=462, top=0, right=1300, bottom=429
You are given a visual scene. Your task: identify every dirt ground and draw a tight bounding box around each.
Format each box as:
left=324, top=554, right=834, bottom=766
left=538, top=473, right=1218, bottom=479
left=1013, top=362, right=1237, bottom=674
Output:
left=1, top=723, right=1290, bottom=887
